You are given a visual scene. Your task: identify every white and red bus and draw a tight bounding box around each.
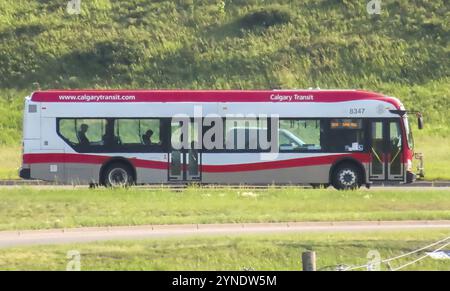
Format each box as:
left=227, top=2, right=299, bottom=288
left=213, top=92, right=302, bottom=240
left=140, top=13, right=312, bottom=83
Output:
left=19, top=89, right=424, bottom=189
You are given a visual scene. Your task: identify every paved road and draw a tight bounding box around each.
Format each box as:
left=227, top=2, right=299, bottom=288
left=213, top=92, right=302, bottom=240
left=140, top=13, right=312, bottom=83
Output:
left=0, top=221, right=449, bottom=248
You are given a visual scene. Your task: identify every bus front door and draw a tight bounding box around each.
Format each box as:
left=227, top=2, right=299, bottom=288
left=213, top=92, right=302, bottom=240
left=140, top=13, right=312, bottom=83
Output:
left=369, top=119, right=404, bottom=181
left=168, top=121, right=202, bottom=182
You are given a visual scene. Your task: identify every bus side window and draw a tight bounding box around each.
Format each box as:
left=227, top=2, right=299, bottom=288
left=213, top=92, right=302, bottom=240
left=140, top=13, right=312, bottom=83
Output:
left=59, top=119, right=78, bottom=145
left=58, top=119, right=106, bottom=149
left=140, top=119, right=161, bottom=146
left=327, top=119, right=365, bottom=152
left=114, top=118, right=163, bottom=151
left=224, top=118, right=267, bottom=151
left=279, top=119, right=322, bottom=151
left=78, top=119, right=105, bottom=146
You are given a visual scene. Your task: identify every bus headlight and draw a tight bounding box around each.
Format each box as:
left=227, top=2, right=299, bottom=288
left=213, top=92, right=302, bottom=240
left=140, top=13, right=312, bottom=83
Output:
left=407, top=159, right=413, bottom=171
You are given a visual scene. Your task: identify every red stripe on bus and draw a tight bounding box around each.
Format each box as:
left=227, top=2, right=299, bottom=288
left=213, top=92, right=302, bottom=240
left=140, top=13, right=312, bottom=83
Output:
left=23, top=153, right=109, bottom=164
left=23, top=153, right=370, bottom=172
left=23, top=153, right=168, bottom=170
left=201, top=153, right=370, bottom=172
left=129, top=158, right=168, bottom=170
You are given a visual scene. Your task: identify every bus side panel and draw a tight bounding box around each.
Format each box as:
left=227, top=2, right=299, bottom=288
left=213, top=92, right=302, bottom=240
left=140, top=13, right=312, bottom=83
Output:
left=30, top=161, right=66, bottom=183
left=28, top=150, right=66, bottom=183
left=135, top=168, right=167, bottom=184
left=65, top=163, right=101, bottom=185
left=133, top=153, right=169, bottom=184
left=30, top=160, right=100, bottom=184
left=201, top=153, right=332, bottom=184
left=202, top=165, right=331, bottom=184
left=202, top=153, right=370, bottom=185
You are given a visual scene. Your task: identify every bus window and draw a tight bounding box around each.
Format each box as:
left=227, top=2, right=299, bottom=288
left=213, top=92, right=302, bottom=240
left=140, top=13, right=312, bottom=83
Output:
left=140, top=119, right=161, bottom=145
left=224, top=118, right=268, bottom=151
left=326, top=119, right=364, bottom=152
left=279, top=119, right=322, bottom=151
left=58, top=119, right=106, bottom=147
left=405, top=118, right=414, bottom=149
left=115, top=119, right=161, bottom=147
left=59, top=119, right=78, bottom=145
left=115, top=119, right=140, bottom=144
left=78, top=119, right=105, bottom=146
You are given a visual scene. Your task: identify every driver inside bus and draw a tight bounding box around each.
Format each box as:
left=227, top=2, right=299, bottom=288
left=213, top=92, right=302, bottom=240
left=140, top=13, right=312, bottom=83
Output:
left=77, top=124, right=90, bottom=146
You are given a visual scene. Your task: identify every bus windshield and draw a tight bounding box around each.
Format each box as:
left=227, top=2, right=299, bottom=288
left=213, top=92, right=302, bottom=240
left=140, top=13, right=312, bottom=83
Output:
left=405, top=117, right=414, bottom=149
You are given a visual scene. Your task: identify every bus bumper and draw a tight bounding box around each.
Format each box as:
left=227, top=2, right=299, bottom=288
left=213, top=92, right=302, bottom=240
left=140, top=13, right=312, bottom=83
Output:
left=406, top=171, right=416, bottom=184
left=19, top=167, right=31, bottom=180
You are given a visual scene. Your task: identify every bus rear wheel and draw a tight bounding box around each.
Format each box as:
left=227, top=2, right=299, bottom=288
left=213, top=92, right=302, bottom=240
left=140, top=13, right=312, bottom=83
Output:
left=103, top=162, right=134, bottom=187
left=331, top=163, right=362, bottom=190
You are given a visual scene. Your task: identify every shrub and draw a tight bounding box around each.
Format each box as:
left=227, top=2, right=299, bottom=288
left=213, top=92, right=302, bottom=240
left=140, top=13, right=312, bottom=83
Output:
left=68, top=38, right=145, bottom=77
left=240, top=7, right=292, bottom=29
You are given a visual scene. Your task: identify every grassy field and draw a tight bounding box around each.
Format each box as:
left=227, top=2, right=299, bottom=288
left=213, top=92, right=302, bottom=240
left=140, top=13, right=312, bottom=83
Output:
left=0, top=187, right=449, bottom=231
left=413, top=134, right=450, bottom=180
left=0, top=229, right=448, bottom=270
left=0, top=146, right=21, bottom=179
left=0, top=1, right=448, bottom=176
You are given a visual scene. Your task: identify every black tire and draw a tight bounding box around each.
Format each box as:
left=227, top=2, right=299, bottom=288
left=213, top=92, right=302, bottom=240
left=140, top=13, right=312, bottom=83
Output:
left=331, top=163, right=362, bottom=190
left=103, top=162, right=134, bottom=187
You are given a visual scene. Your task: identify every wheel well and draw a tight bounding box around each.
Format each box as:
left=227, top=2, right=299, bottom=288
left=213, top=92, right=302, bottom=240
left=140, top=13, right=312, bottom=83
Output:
left=99, top=158, right=136, bottom=185
left=329, top=158, right=366, bottom=184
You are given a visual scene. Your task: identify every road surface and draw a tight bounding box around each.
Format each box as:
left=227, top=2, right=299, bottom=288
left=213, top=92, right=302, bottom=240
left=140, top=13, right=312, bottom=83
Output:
left=0, top=220, right=449, bottom=248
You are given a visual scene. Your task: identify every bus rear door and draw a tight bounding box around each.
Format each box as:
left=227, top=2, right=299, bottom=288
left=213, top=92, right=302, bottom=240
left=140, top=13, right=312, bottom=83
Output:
left=168, top=120, right=202, bottom=182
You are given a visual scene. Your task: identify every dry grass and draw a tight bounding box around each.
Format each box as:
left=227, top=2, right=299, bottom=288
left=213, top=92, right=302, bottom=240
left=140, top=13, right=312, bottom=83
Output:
left=0, top=146, right=20, bottom=179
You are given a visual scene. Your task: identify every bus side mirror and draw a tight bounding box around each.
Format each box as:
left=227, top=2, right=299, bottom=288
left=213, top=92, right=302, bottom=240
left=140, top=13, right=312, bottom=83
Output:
left=418, top=115, right=424, bottom=130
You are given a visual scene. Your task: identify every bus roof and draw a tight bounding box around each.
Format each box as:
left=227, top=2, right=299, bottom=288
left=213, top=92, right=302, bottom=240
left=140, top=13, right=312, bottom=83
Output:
left=30, top=89, right=401, bottom=109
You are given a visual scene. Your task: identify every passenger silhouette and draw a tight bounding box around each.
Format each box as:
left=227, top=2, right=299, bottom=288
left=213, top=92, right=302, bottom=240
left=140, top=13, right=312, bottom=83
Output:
left=142, top=129, right=155, bottom=146
left=77, top=124, right=90, bottom=146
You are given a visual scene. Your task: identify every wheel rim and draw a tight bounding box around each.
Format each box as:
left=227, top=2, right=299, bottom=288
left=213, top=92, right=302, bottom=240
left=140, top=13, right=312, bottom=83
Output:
left=339, top=169, right=356, bottom=187
left=108, top=168, right=128, bottom=186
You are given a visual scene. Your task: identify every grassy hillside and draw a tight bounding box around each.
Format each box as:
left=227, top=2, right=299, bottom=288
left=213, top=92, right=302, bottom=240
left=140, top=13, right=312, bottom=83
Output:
left=0, top=0, right=448, bottom=177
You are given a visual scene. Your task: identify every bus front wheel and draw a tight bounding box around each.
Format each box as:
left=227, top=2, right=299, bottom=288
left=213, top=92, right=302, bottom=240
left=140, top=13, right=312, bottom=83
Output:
left=103, top=162, right=135, bottom=187
left=331, top=163, right=362, bottom=190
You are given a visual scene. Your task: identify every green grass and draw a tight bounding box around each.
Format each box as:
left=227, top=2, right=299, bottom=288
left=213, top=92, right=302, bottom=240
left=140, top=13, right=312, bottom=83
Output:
left=0, top=187, right=449, bottom=231
left=0, top=146, right=21, bottom=179
left=0, top=1, right=448, bottom=173
left=0, top=229, right=448, bottom=270
left=413, top=134, right=450, bottom=180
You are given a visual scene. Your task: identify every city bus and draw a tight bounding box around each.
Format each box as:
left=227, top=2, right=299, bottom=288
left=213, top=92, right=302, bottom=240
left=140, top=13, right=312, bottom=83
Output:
left=19, top=89, right=424, bottom=189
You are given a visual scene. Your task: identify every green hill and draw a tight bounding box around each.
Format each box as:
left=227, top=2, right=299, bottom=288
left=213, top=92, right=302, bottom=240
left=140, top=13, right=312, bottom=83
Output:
left=0, top=0, right=449, bottom=178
